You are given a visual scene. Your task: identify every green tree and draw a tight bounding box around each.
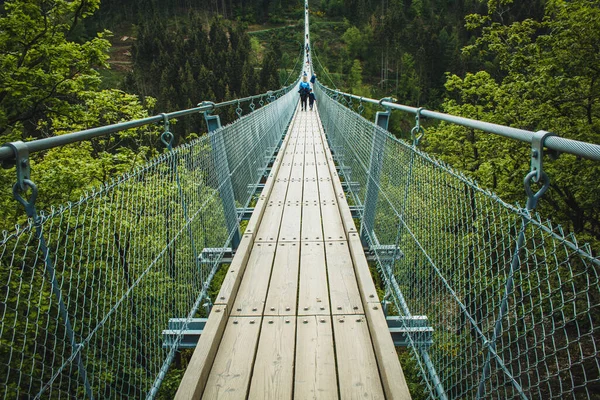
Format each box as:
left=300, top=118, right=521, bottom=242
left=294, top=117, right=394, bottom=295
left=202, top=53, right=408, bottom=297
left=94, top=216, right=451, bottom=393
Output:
left=0, top=0, right=108, bottom=138
left=260, top=51, right=279, bottom=91
left=427, top=0, right=600, bottom=244
left=341, top=25, right=371, bottom=60
left=348, top=59, right=363, bottom=90
left=0, top=0, right=159, bottom=229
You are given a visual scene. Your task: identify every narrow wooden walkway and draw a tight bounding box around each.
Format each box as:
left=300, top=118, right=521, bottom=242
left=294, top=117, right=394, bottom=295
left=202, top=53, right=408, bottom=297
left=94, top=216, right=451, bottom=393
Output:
left=175, top=105, right=411, bottom=400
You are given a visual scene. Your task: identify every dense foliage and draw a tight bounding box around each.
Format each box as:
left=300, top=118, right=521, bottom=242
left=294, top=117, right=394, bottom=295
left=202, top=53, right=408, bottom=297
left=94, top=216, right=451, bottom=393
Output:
left=1, top=0, right=599, bottom=398
left=310, top=0, right=600, bottom=247
left=425, top=0, right=600, bottom=246
left=124, top=16, right=280, bottom=139
left=0, top=0, right=161, bottom=231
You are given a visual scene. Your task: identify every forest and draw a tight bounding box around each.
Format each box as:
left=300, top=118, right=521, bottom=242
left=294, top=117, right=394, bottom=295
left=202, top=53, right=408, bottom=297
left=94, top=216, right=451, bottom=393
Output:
left=0, top=0, right=599, bottom=398
left=1, top=0, right=598, bottom=244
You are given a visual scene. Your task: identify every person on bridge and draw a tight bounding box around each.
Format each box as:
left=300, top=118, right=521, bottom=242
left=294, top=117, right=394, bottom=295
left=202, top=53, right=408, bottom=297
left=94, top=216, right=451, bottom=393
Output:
left=298, top=76, right=311, bottom=111
left=308, top=89, right=316, bottom=111
left=310, top=73, right=317, bottom=84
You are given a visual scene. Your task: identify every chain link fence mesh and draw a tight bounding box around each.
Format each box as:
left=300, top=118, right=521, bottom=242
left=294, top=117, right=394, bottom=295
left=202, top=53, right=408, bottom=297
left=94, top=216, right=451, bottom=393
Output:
left=0, top=87, right=297, bottom=399
left=316, top=84, right=600, bottom=400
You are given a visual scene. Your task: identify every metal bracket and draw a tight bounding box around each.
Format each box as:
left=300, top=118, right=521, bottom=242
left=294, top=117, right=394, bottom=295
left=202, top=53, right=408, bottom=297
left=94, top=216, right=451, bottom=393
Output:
left=162, top=318, right=208, bottom=349
left=203, top=298, right=213, bottom=315
left=375, top=97, right=394, bottom=131
left=3, top=141, right=30, bottom=191
left=375, top=111, right=391, bottom=131
left=530, top=130, right=555, bottom=183
left=200, top=102, right=220, bottom=133
left=203, top=111, right=222, bottom=133
left=163, top=316, right=433, bottom=350
left=237, top=207, right=254, bottom=221
left=198, top=247, right=234, bottom=266
left=364, top=244, right=404, bottom=263
left=340, top=180, right=360, bottom=193
left=387, top=315, right=433, bottom=348
left=348, top=205, right=363, bottom=219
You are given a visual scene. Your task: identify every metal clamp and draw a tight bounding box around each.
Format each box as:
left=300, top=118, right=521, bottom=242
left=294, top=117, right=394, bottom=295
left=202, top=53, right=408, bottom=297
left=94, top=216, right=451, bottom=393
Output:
left=198, top=101, right=216, bottom=112
left=235, top=101, right=243, bottom=118
left=378, top=97, right=395, bottom=111
left=357, top=97, right=364, bottom=115
left=530, top=130, right=555, bottom=183
left=3, top=141, right=31, bottom=191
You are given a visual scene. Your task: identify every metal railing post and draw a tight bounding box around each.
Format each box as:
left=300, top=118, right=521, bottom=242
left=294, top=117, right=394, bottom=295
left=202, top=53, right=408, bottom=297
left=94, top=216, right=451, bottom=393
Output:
left=360, top=106, right=391, bottom=245
left=204, top=112, right=241, bottom=249
left=4, top=141, right=95, bottom=399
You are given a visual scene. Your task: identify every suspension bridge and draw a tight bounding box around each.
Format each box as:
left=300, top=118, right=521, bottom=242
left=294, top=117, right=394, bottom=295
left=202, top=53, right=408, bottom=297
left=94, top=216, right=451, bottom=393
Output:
left=1, top=1, right=600, bottom=399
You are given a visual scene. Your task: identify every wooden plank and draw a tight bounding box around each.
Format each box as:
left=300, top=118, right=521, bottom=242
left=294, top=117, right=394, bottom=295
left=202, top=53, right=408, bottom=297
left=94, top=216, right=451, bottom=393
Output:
left=245, top=114, right=295, bottom=235
left=278, top=202, right=302, bottom=242
left=214, top=233, right=254, bottom=312
left=268, top=180, right=290, bottom=204
left=301, top=202, right=323, bottom=242
left=338, top=202, right=359, bottom=234
left=294, top=316, right=338, bottom=400
left=277, top=162, right=293, bottom=180
left=247, top=317, right=296, bottom=400
left=303, top=162, right=318, bottom=181
left=264, top=243, right=300, bottom=316
left=256, top=201, right=285, bottom=242
left=315, top=160, right=330, bottom=177
left=289, top=162, right=304, bottom=181
left=325, top=241, right=363, bottom=315
left=174, top=305, right=228, bottom=400
left=285, top=179, right=303, bottom=201
left=202, top=317, right=262, bottom=400
left=333, top=315, right=386, bottom=399
left=298, top=242, right=329, bottom=315
left=317, top=178, right=336, bottom=202
left=364, top=304, right=412, bottom=400
left=320, top=202, right=346, bottom=242
left=347, top=232, right=380, bottom=304
left=231, top=242, right=276, bottom=316
left=245, top=196, right=267, bottom=235
left=303, top=178, right=319, bottom=203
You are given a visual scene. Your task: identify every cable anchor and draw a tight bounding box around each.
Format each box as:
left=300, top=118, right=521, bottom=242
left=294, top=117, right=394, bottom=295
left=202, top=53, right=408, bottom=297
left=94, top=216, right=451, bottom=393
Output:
left=357, top=97, right=365, bottom=115
left=524, top=130, right=555, bottom=210
left=410, top=107, right=425, bottom=147
left=159, top=113, right=174, bottom=150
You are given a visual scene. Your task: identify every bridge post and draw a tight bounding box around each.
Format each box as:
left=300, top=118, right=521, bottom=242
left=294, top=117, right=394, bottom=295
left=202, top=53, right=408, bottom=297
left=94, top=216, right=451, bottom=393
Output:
left=360, top=107, right=391, bottom=246
left=204, top=112, right=241, bottom=249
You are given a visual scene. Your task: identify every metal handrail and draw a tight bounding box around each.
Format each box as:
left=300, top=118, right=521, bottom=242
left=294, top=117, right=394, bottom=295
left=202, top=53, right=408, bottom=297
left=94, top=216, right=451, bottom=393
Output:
left=0, top=81, right=299, bottom=162
left=317, top=82, right=600, bottom=161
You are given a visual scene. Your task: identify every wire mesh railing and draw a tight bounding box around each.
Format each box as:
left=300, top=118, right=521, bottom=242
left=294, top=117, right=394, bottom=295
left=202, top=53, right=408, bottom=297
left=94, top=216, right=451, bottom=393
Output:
left=0, top=83, right=298, bottom=399
left=315, top=82, right=600, bottom=399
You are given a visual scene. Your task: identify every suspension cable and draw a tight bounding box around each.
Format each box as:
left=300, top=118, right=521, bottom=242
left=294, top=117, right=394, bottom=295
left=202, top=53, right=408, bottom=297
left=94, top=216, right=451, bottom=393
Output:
left=282, top=45, right=305, bottom=87
left=312, top=46, right=338, bottom=90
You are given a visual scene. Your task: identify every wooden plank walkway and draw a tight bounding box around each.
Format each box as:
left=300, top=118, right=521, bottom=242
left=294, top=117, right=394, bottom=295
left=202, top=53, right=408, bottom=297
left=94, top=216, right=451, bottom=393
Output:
left=175, top=105, right=412, bottom=400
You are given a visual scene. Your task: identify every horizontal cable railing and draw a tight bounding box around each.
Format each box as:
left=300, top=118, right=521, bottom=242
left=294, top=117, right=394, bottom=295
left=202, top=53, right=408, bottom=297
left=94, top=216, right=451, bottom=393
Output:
left=317, top=86, right=600, bottom=162
left=0, top=81, right=299, bottom=399
left=315, top=82, right=600, bottom=399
